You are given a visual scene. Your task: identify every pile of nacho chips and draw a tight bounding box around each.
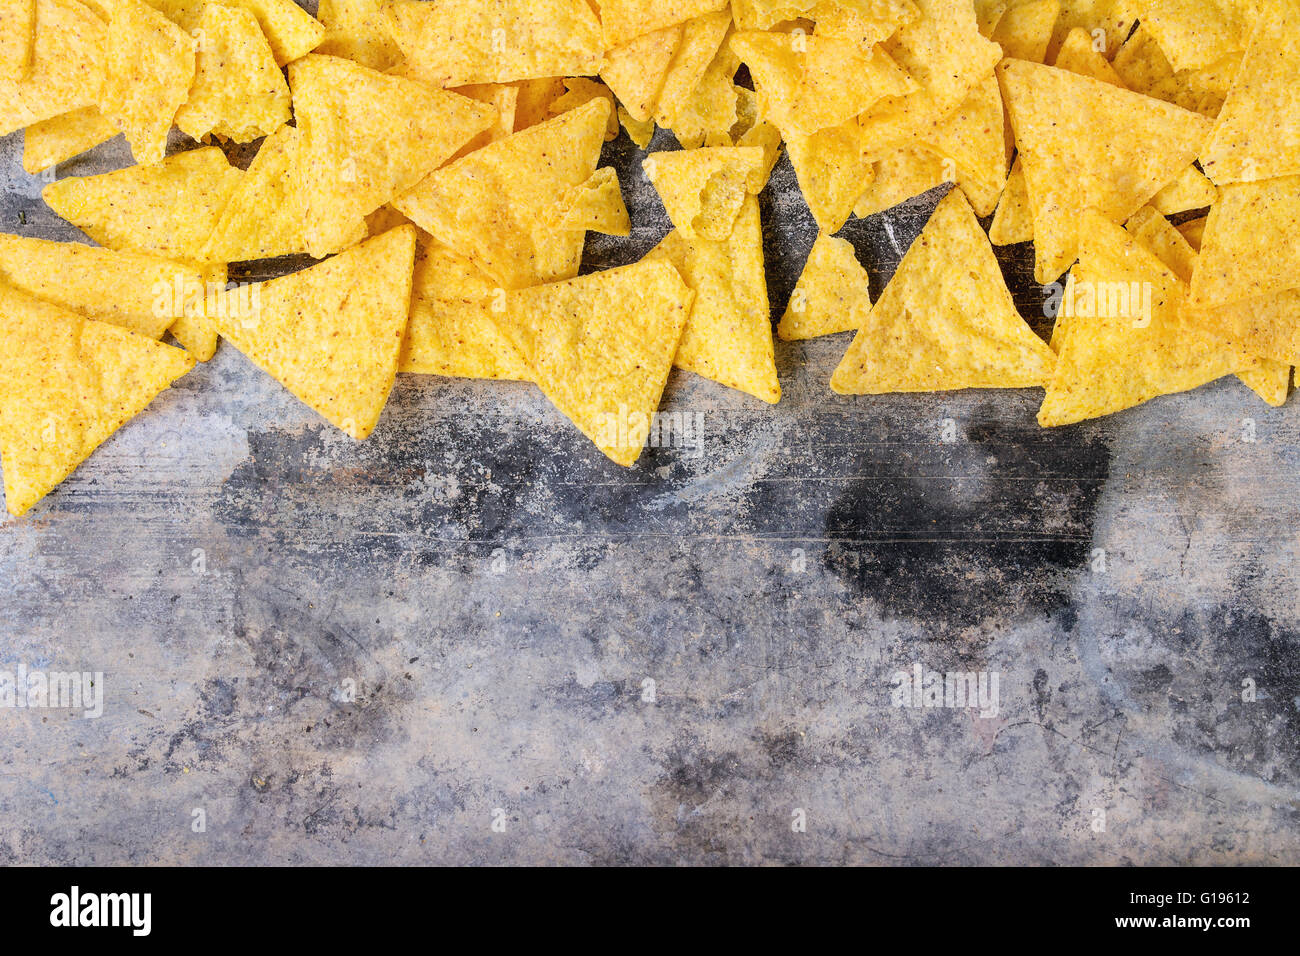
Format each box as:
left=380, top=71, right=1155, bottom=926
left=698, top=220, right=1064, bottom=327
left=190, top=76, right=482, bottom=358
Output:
left=0, top=0, right=1296, bottom=516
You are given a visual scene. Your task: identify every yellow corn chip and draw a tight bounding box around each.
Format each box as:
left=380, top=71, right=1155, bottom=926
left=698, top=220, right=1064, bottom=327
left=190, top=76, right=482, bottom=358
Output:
left=400, top=241, right=532, bottom=381
left=213, top=226, right=416, bottom=439
left=989, top=157, right=1034, bottom=244
left=1189, top=173, right=1300, bottom=310
left=729, top=31, right=915, bottom=138
left=731, top=0, right=808, bottom=28
left=317, top=0, right=400, bottom=71
left=599, top=0, right=729, bottom=48
left=852, top=146, right=947, bottom=219
left=290, top=53, right=496, bottom=258
left=385, top=0, right=603, bottom=86
left=600, top=23, right=683, bottom=124
left=22, top=106, right=119, bottom=173
left=643, top=146, right=765, bottom=240
left=144, top=0, right=323, bottom=66
left=1200, top=1, right=1300, bottom=183
left=666, top=39, right=741, bottom=148
left=0, top=0, right=35, bottom=80
left=788, top=120, right=876, bottom=233
left=556, top=167, right=631, bottom=236
left=0, top=233, right=210, bottom=340
left=653, top=9, right=731, bottom=128
left=1236, top=360, right=1292, bottom=406
left=174, top=4, right=289, bottom=143
left=1052, top=26, right=1126, bottom=85
left=1112, top=24, right=1239, bottom=118
left=99, top=0, right=196, bottom=165
left=832, top=190, right=1056, bottom=393
left=164, top=262, right=227, bottom=361
left=998, top=57, right=1212, bottom=283
left=992, top=0, right=1062, bottom=62
left=619, top=106, right=656, bottom=147
left=448, top=83, right=520, bottom=160
left=777, top=233, right=872, bottom=340
left=493, top=259, right=695, bottom=467
left=735, top=112, right=784, bottom=192
left=1049, top=0, right=1138, bottom=60
left=43, top=146, right=243, bottom=263
left=1177, top=214, right=1207, bottom=249
left=1186, top=289, right=1300, bottom=365
left=0, top=283, right=195, bottom=517
left=1134, top=0, right=1249, bottom=73
left=813, top=0, right=920, bottom=45
left=915, top=73, right=1010, bottom=217
left=0, top=0, right=106, bottom=136
left=1039, top=211, right=1253, bottom=426
left=1151, top=164, right=1218, bottom=214
left=394, top=98, right=613, bottom=290
left=513, top=77, right=568, bottom=130
left=646, top=195, right=781, bottom=403
left=975, top=0, right=1009, bottom=36
left=548, top=77, right=620, bottom=140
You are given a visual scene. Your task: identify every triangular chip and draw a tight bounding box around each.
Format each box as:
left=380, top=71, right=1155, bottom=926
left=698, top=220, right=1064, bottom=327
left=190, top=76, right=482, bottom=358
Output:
left=512, top=77, right=568, bottom=130
left=788, top=120, right=876, bottom=233
left=43, top=146, right=243, bottom=262
left=644, top=146, right=765, bottom=240
left=998, top=57, right=1212, bottom=282
left=1052, top=25, right=1126, bottom=85
left=619, top=106, right=656, bottom=147
left=991, top=0, right=1061, bottom=62
left=666, top=37, right=742, bottom=148
left=0, top=0, right=106, bottom=136
left=393, top=98, right=612, bottom=290
left=1177, top=214, right=1207, bottom=249
left=400, top=241, right=532, bottom=381
left=100, top=0, right=196, bottom=165
left=989, top=157, right=1034, bottom=244
left=384, top=0, right=603, bottom=86
left=555, top=168, right=632, bottom=236
left=22, top=106, right=120, bottom=174
left=165, top=262, right=227, bottom=362
left=777, top=233, right=872, bottom=340
left=832, top=190, right=1056, bottom=393
left=814, top=0, right=920, bottom=45
left=852, top=146, right=947, bottom=219
left=0, top=233, right=210, bottom=341
left=1111, top=23, right=1239, bottom=119
left=915, top=73, right=1010, bottom=217
left=289, top=54, right=497, bottom=258
left=212, top=226, right=417, bottom=439
left=1151, top=163, right=1218, bottom=214
left=1134, top=0, right=1249, bottom=73
left=547, top=77, right=620, bottom=140
left=317, top=0, right=401, bottom=71
left=600, top=23, right=683, bottom=124
left=1189, top=173, right=1300, bottom=310
left=1039, top=211, right=1255, bottom=425
left=729, top=31, right=916, bottom=137
left=646, top=196, right=782, bottom=403
left=494, top=259, right=694, bottom=466
left=1185, top=289, right=1300, bottom=365
left=0, top=0, right=35, bottom=80
left=144, top=0, right=325, bottom=66
left=1236, top=360, right=1292, bottom=406
left=1048, top=0, right=1139, bottom=61
left=653, top=9, right=732, bottom=128
left=173, top=4, right=290, bottom=143
left=0, top=283, right=195, bottom=517
left=599, top=0, right=730, bottom=48
left=1200, top=0, right=1300, bottom=183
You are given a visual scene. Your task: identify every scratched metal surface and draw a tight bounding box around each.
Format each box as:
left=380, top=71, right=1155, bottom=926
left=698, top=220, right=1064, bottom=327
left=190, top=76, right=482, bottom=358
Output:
left=1, top=104, right=1299, bottom=865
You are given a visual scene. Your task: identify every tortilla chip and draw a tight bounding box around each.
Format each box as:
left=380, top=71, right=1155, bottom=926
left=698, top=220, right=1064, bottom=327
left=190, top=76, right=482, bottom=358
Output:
left=1236, top=360, right=1292, bottom=406
left=992, top=0, right=1061, bottom=62
left=729, top=30, right=916, bottom=137
left=555, top=167, right=631, bottom=236
left=650, top=10, right=731, bottom=130
left=975, top=0, right=1009, bottom=36
left=619, top=106, right=656, bottom=147
left=644, top=145, right=764, bottom=240
left=0, top=232, right=212, bottom=340
left=1112, top=24, right=1239, bottom=118
left=212, top=226, right=416, bottom=439
left=163, top=262, right=227, bottom=361
left=513, top=77, right=568, bottom=130
left=400, top=241, right=532, bottom=381
left=0, top=0, right=35, bottom=80
left=144, top=0, right=323, bottom=66
left=788, top=119, right=876, bottom=233
left=0, top=0, right=106, bottom=136
left=1177, top=214, right=1207, bottom=249
left=548, top=77, right=620, bottom=139
left=448, top=82, right=521, bottom=160
left=915, top=73, right=1010, bottom=217
left=0, top=283, right=195, bottom=517
left=384, top=0, right=603, bottom=86
left=735, top=113, right=784, bottom=192
left=998, top=57, right=1213, bottom=283
left=814, top=0, right=920, bottom=45
left=599, top=0, right=729, bottom=48
left=317, top=0, right=401, bottom=71
left=600, top=23, right=683, bottom=124
left=1186, top=289, right=1300, bottom=365
left=777, top=233, right=872, bottom=340
left=852, top=146, right=947, bottom=219
left=493, top=258, right=695, bottom=467
left=1189, top=173, right=1300, bottom=310
left=646, top=195, right=781, bottom=403
left=1151, top=163, right=1218, bottom=214
left=1199, top=1, right=1300, bottom=183
left=832, top=190, right=1055, bottom=393
left=99, top=0, right=195, bottom=165
left=1052, top=25, right=1126, bottom=85
left=1134, top=0, right=1249, bottom=73
left=174, top=4, right=289, bottom=143
left=666, top=38, right=741, bottom=148
left=43, top=146, right=243, bottom=263
left=289, top=53, right=496, bottom=258
left=394, top=98, right=612, bottom=290
left=989, top=158, right=1034, bottom=244
left=22, top=106, right=119, bottom=173
left=1049, top=0, right=1138, bottom=60
left=1039, top=211, right=1253, bottom=426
